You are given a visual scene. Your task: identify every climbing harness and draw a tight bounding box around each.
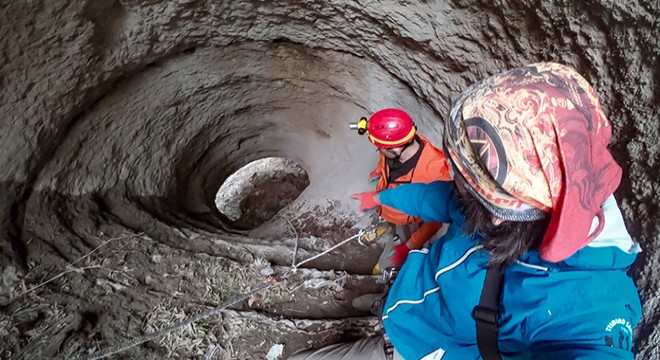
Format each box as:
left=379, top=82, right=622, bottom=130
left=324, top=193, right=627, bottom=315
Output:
left=352, top=209, right=391, bottom=247
left=81, top=228, right=367, bottom=360
left=358, top=220, right=390, bottom=246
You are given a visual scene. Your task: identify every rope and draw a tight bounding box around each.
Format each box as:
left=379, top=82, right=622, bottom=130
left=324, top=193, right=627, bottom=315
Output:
left=79, top=229, right=363, bottom=360
left=286, top=219, right=299, bottom=269
left=292, top=233, right=361, bottom=270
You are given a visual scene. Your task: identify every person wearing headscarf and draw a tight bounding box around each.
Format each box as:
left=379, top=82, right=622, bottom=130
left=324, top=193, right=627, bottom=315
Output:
left=290, top=63, right=642, bottom=360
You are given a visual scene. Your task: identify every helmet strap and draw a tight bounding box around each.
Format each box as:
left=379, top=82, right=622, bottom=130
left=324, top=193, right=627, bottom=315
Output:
left=397, top=138, right=417, bottom=160
left=385, top=138, right=415, bottom=161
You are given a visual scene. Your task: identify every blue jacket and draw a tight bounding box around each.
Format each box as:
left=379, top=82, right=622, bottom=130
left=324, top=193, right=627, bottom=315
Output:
left=379, top=181, right=642, bottom=360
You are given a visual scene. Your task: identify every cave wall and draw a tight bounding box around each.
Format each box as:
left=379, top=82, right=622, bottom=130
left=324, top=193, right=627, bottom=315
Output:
left=1, top=0, right=658, bottom=358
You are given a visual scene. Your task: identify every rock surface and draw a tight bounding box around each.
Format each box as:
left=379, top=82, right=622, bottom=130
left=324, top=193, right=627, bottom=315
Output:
left=0, top=0, right=658, bottom=358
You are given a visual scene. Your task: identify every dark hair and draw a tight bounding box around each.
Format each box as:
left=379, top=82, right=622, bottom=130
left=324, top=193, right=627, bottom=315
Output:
left=458, top=191, right=550, bottom=265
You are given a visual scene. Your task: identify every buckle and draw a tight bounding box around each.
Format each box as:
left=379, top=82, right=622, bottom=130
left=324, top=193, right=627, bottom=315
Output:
left=382, top=267, right=399, bottom=283
left=472, top=305, right=499, bottom=326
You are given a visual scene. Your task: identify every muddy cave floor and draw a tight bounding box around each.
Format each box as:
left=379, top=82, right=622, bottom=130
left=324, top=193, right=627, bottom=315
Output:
left=1, top=231, right=381, bottom=360
left=0, top=165, right=385, bottom=360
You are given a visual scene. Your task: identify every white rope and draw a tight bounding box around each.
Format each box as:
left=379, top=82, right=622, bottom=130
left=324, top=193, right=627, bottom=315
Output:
left=292, top=232, right=362, bottom=271
left=286, top=219, right=299, bottom=269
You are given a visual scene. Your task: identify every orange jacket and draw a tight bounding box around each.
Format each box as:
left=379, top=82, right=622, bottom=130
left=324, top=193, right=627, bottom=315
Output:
left=375, top=135, right=451, bottom=248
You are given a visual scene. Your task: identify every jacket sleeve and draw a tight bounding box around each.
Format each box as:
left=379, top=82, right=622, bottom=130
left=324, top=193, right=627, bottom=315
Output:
left=407, top=221, right=443, bottom=249
left=424, top=155, right=452, bottom=182
left=378, top=181, right=456, bottom=223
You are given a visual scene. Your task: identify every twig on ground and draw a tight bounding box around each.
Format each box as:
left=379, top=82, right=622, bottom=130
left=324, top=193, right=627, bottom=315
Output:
left=6, top=266, right=102, bottom=303
left=96, top=265, right=133, bottom=278
left=5, top=233, right=143, bottom=304
left=70, top=233, right=144, bottom=267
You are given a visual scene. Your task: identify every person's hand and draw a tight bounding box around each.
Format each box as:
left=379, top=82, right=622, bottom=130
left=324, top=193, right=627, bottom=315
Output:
left=388, top=243, right=411, bottom=266
left=351, top=191, right=379, bottom=211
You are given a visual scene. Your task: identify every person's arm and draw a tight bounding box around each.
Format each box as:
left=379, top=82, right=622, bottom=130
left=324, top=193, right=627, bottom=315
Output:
left=377, top=181, right=456, bottom=223
left=388, top=220, right=444, bottom=265
left=407, top=221, right=443, bottom=249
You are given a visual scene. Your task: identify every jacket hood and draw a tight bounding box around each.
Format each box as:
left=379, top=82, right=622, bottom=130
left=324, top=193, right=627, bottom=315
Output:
left=519, top=195, right=641, bottom=271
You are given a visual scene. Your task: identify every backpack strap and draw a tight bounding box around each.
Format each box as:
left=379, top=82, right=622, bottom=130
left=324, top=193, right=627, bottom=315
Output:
left=472, top=264, right=504, bottom=360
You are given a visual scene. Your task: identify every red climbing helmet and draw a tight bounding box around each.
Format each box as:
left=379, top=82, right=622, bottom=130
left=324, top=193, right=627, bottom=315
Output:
left=367, top=108, right=416, bottom=148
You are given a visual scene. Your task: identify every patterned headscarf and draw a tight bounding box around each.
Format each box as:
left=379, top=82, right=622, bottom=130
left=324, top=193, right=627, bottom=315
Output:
left=444, top=62, right=622, bottom=262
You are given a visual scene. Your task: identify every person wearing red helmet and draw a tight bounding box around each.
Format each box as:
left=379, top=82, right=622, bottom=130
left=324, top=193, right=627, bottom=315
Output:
left=352, top=108, right=451, bottom=272
left=366, top=108, right=417, bottom=149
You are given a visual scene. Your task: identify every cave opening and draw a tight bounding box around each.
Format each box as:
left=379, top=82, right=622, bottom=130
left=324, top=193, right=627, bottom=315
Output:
left=215, top=157, right=310, bottom=230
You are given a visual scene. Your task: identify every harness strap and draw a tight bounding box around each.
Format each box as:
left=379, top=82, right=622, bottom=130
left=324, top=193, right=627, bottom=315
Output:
left=472, top=264, right=504, bottom=360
